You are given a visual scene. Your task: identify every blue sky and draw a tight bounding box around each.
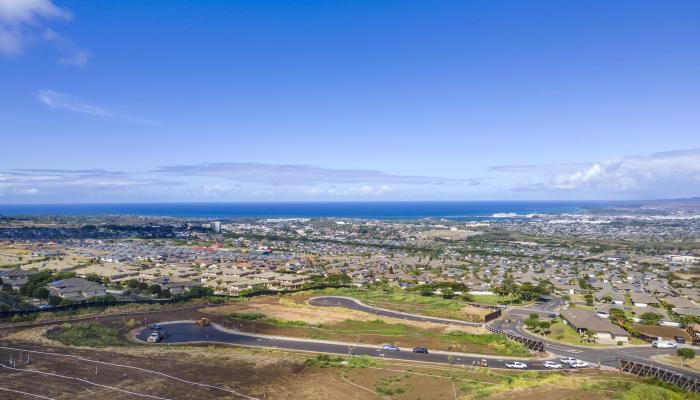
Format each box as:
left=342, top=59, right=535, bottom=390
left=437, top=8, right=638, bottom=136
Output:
left=1, top=0, right=699, bottom=203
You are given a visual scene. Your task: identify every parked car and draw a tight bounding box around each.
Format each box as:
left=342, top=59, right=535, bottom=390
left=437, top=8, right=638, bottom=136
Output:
left=652, top=340, right=677, bottom=349
left=570, top=360, right=590, bottom=368
left=505, top=362, right=528, bottom=369
left=674, top=336, right=686, bottom=344
left=149, top=323, right=163, bottom=331
left=543, top=361, right=562, bottom=369
left=146, top=332, right=162, bottom=343
left=382, top=344, right=400, bottom=351
left=559, top=357, right=577, bottom=365
left=412, top=347, right=428, bottom=353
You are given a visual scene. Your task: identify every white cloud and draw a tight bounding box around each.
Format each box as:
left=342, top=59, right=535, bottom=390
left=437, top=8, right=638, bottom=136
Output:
left=37, top=89, right=113, bottom=117
left=156, top=162, right=478, bottom=186
left=508, top=149, right=700, bottom=198
left=0, top=0, right=87, bottom=65
left=43, top=28, right=89, bottom=66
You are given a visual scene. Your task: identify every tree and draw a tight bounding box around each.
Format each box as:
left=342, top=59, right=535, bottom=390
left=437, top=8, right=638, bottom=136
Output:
left=32, top=287, right=50, bottom=300
left=602, top=295, right=613, bottom=303
left=85, top=273, right=103, bottom=283
left=677, top=348, right=695, bottom=366
left=609, top=308, right=629, bottom=325
left=147, top=284, right=162, bottom=296
left=460, top=293, right=475, bottom=302
left=188, top=285, right=214, bottom=298
left=584, top=293, right=594, bottom=306
left=581, top=329, right=597, bottom=343
left=640, top=312, right=663, bottom=325
left=48, top=296, right=62, bottom=306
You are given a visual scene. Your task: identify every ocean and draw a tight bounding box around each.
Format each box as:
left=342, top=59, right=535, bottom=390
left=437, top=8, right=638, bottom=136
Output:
left=0, top=201, right=628, bottom=220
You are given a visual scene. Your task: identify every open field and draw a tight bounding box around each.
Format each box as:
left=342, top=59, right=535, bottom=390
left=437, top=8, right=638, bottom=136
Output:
left=204, top=296, right=528, bottom=356
left=20, top=256, right=92, bottom=271
left=470, top=294, right=514, bottom=305
left=0, top=337, right=693, bottom=400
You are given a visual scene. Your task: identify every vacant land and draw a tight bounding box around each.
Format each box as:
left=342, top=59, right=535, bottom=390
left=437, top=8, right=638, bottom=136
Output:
left=653, top=354, right=700, bottom=373
left=470, top=294, right=515, bottom=305
left=204, top=296, right=528, bottom=356
left=0, top=336, right=692, bottom=400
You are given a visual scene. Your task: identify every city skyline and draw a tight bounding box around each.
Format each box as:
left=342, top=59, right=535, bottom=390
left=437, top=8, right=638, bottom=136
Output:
left=1, top=0, right=699, bottom=202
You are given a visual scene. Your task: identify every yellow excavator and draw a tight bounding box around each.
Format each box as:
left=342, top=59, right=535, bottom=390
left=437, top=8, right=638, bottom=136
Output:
left=194, top=318, right=210, bottom=327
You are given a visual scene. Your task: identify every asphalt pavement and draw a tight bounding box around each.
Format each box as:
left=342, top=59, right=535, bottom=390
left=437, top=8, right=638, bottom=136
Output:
left=137, top=321, right=562, bottom=370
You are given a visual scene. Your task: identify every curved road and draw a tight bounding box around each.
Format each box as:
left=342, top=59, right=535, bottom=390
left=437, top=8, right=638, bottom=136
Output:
left=136, top=321, right=560, bottom=371
left=307, top=296, right=483, bottom=327
left=311, top=296, right=696, bottom=378
left=495, top=297, right=699, bottom=379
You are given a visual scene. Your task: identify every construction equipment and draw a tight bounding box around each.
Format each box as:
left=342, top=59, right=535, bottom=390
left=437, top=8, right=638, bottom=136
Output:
left=195, top=318, right=210, bottom=327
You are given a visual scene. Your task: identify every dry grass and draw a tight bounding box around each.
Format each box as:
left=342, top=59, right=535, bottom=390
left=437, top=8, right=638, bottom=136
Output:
left=203, top=297, right=486, bottom=334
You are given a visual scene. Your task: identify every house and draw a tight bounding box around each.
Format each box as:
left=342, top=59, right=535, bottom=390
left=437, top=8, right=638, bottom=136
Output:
left=47, top=278, right=106, bottom=301
left=594, top=303, right=624, bottom=319
left=595, top=288, right=624, bottom=305
left=150, top=276, right=199, bottom=295
left=560, top=308, right=630, bottom=344
left=0, top=269, right=36, bottom=292
left=630, top=292, right=659, bottom=308
left=662, top=296, right=697, bottom=309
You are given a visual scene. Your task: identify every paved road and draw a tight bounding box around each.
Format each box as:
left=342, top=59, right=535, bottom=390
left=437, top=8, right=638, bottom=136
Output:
left=311, top=295, right=700, bottom=379
left=497, top=296, right=700, bottom=379
left=308, top=296, right=483, bottom=327
left=137, top=321, right=563, bottom=371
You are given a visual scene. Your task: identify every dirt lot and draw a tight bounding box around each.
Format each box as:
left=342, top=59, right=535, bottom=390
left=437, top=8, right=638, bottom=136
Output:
left=0, top=340, right=373, bottom=400
left=0, top=338, right=643, bottom=400
left=203, top=296, right=486, bottom=334
left=198, top=296, right=525, bottom=355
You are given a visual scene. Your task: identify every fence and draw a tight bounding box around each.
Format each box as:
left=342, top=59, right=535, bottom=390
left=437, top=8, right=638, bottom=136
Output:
left=465, top=302, right=500, bottom=310
left=619, top=359, right=700, bottom=393
left=631, top=331, right=661, bottom=343
left=484, top=309, right=502, bottom=322
left=486, top=325, right=545, bottom=352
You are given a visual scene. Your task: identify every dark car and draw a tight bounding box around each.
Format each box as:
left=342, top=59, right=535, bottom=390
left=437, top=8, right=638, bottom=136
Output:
left=149, top=323, right=163, bottom=331
left=674, top=336, right=686, bottom=344
left=412, top=347, right=429, bottom=354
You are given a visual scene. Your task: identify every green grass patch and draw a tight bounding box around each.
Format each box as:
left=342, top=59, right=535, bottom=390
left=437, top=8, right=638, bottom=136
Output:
left=446, top=331, right=531, bottom=357
left=303, top=354, right=376, bottom=369
left=47, top=322, right=126, bottom=347
left=375, top=375, right=412, bottom=396
left=470, top=294, right=517, bottom=305
left=229, top=312, right=265, bottom=321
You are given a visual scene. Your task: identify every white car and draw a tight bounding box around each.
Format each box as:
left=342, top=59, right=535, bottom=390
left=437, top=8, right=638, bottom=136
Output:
left=652, top=340, right=677, bottom=349
left=505, top=362, right=528, bottom=369
left=543, top=361, right=562, bottom=369
left=146, top=332, right=162, bottom=343
left=559, top=357, right=577, bottom=365
left=570, top=360, right=590, bottom=368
